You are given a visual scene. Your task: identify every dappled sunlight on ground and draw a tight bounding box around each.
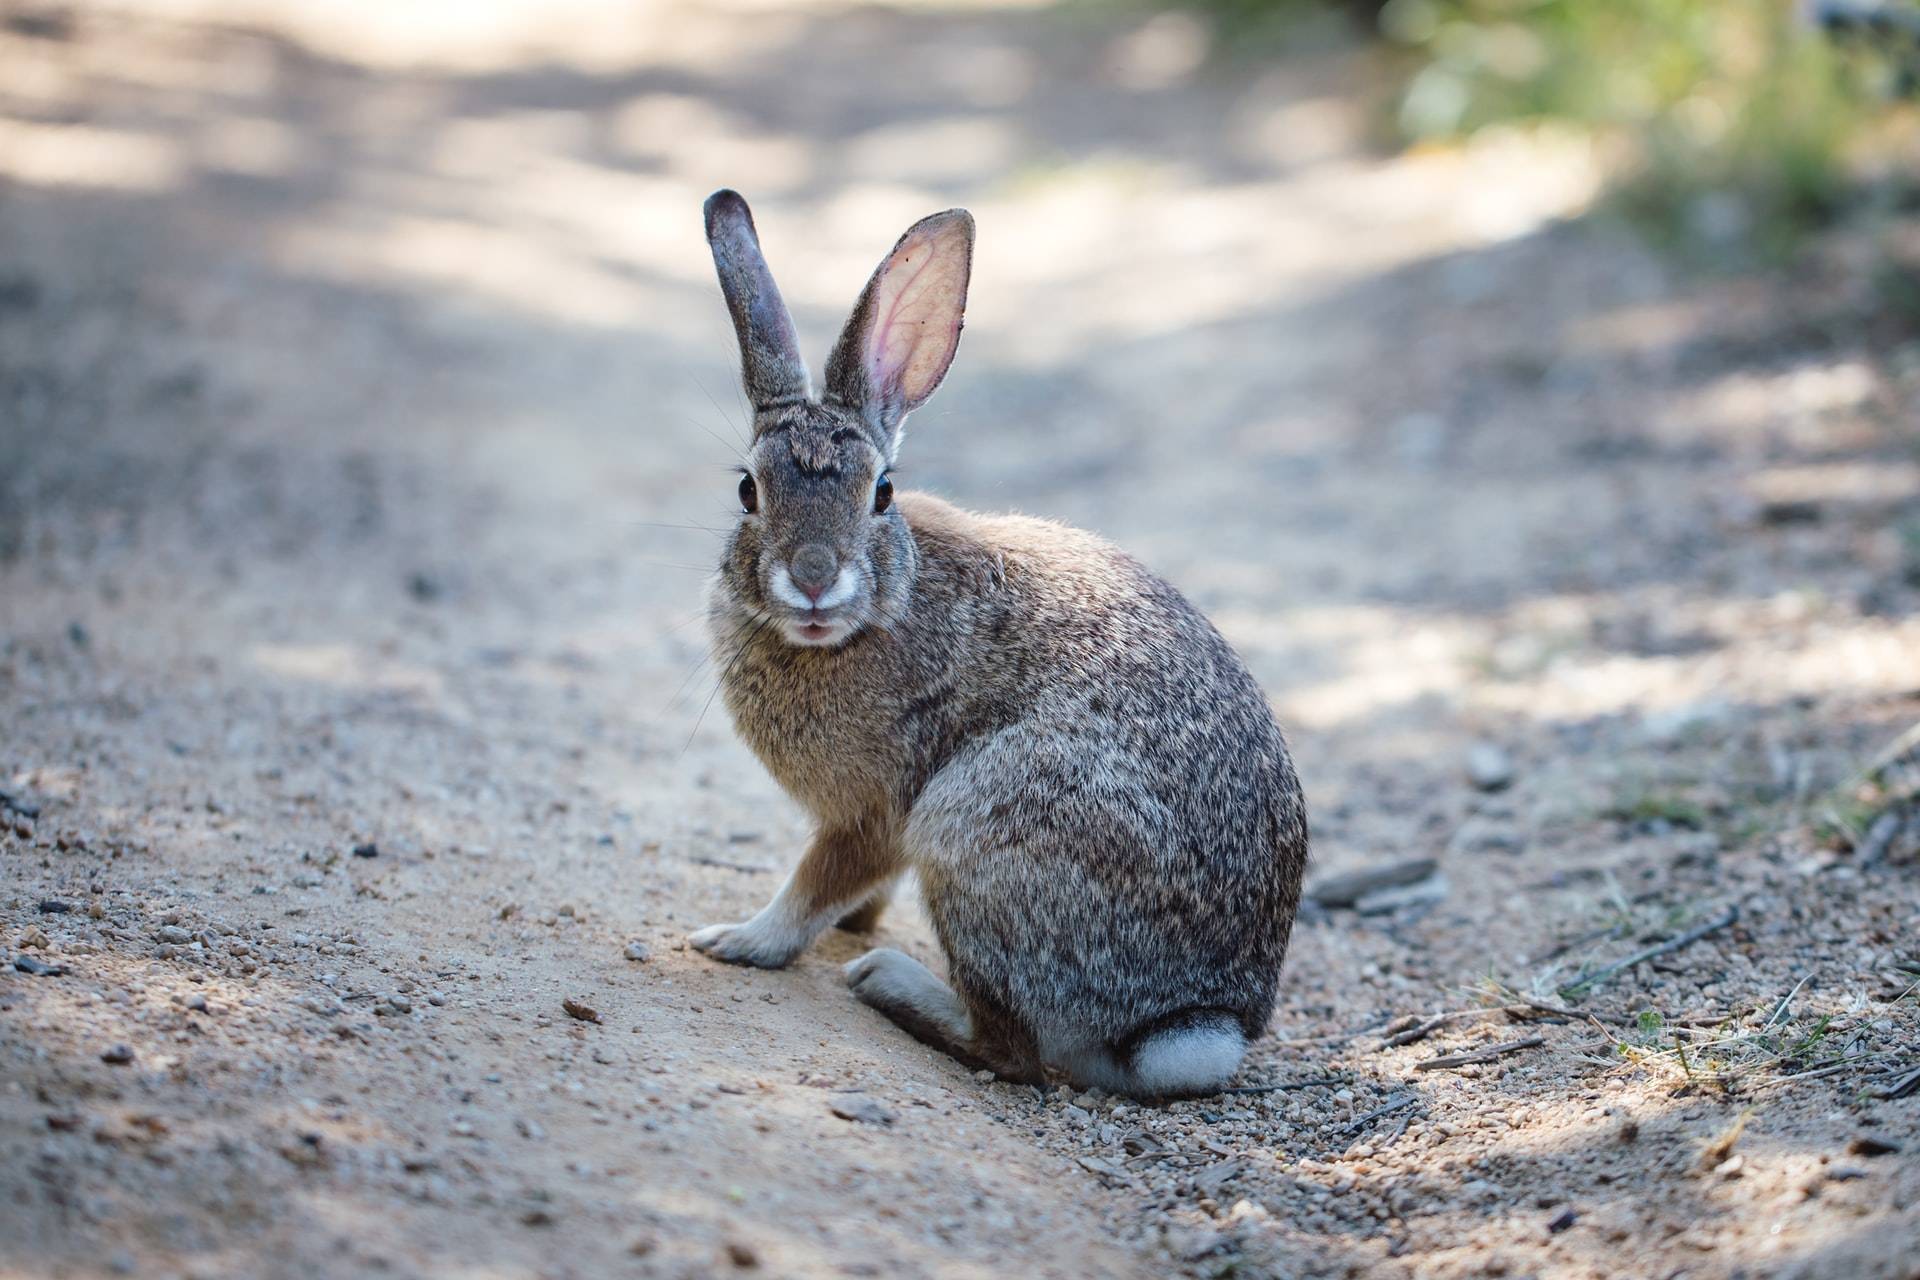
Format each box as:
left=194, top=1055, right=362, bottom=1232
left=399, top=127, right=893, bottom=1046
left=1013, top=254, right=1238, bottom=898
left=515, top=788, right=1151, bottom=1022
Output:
left=3, top=1, right=1917, bottom=1277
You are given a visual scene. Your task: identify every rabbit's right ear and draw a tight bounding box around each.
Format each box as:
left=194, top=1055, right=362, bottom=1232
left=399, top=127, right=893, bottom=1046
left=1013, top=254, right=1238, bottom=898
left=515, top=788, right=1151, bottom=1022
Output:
left=824, top=209, right=974, bottom=456
left=704, top=189, right=810, bottom=411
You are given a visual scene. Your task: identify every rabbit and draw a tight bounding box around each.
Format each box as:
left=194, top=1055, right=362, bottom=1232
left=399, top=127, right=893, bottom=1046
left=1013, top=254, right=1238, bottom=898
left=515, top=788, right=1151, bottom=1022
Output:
left=687, top=189, right=1308, bottom=1098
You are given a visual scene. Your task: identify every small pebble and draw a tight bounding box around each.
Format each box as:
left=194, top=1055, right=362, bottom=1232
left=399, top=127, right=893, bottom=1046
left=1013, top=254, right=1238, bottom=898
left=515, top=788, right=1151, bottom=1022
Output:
left=100, top=1044, right=135, bottom=1065
left=1465, top=742, right=1516, bottom=792
left=623, top=941, right=651, bottom=963
left=352, top=842, right=379, bottom=858
left=828, top=1095, right=895, bottom=1126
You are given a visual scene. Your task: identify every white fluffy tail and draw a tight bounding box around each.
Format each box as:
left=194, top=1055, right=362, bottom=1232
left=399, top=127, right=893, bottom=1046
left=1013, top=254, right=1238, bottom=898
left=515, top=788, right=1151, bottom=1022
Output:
left=1127, top=1017, right=1246, bottom=1097
left=1061, top=1012, right=1246, bottom=1098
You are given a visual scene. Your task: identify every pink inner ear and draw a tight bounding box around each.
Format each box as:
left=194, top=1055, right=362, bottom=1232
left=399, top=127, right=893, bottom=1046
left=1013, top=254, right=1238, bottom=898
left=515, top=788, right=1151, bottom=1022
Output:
left=865, top=218, right=970, bottom=412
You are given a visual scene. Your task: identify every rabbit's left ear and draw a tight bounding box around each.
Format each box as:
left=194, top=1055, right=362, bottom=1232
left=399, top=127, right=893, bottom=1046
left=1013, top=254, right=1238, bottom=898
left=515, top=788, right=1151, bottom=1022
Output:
left=824, top=209, right=974, bottom=454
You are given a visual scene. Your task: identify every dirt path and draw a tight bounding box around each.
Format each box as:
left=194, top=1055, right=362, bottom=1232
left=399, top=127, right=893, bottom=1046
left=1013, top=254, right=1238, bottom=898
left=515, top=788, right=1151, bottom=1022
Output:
left=4, top=3, right=1918, bottom=1278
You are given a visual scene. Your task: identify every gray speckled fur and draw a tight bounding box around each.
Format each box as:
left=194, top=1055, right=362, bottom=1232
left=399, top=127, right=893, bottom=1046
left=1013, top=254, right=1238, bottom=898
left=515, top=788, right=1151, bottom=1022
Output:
left=690, top=190, right=1307, bottom=1097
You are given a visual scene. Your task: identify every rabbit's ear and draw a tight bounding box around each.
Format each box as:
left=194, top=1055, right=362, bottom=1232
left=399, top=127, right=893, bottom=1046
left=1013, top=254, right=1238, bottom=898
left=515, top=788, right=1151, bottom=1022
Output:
left=704, top=189, right=810, bottom=410
left=824, top=209, right=974, bottom=453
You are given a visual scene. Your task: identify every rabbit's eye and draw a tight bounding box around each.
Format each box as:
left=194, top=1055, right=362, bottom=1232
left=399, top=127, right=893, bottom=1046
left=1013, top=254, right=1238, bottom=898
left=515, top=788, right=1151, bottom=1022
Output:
left=873, top=472, right=893, bottom=515
left=738, top=474, right=758, bottom=514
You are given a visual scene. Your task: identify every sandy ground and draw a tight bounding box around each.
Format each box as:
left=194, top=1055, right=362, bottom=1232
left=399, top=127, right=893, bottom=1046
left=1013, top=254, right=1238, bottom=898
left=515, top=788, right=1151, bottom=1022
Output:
left=3, top=2, right=1919, bottom=1277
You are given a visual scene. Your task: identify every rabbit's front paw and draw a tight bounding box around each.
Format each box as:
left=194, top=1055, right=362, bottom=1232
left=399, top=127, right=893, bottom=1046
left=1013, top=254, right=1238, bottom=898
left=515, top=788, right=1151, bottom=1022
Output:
left=688, top=918, right=804, bottom=968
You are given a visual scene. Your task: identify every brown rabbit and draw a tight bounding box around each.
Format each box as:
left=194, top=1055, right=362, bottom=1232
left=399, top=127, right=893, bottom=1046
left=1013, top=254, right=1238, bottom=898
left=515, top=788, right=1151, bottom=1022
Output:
left=687, top=190, right=1307, bottom=1097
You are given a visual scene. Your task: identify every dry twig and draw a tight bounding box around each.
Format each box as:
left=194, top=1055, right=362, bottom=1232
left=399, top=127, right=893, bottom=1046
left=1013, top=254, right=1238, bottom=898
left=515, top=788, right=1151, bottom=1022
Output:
left=1878, top=1064, right=1920, bottom=1100
left=1559, top=907, right=1739, bottom=1000
left=1338, top=1092, right=1420, bottom=1134
left=1414, top=1036, right=1546, bottom=1072
left=1222, top=1076, right=1348, bottom=1095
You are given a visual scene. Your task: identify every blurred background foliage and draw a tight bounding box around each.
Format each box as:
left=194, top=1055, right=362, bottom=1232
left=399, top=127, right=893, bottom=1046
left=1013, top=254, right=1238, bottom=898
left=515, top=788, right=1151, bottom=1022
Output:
left=1184, top=0, right=1920, bottom=265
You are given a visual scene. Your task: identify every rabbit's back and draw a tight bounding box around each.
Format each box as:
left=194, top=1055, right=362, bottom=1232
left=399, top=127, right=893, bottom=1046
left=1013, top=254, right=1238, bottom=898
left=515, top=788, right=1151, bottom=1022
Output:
left=900, top=499, right=1306, bottom=1044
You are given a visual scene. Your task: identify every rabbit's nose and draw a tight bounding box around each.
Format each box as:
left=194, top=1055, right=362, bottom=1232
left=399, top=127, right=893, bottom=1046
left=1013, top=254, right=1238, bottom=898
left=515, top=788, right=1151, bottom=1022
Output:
left=788, top=544, right=839, bottom=602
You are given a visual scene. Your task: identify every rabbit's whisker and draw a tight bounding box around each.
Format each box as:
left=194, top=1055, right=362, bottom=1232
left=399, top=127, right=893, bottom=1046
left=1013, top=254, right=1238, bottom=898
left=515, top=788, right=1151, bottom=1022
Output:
left=684, top=614, right=773, bottom=751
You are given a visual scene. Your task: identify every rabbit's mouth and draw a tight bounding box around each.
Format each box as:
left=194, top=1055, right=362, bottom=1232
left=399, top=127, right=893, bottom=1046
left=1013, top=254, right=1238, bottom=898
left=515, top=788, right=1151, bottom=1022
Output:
left=783, top=610, right=854, bottom=647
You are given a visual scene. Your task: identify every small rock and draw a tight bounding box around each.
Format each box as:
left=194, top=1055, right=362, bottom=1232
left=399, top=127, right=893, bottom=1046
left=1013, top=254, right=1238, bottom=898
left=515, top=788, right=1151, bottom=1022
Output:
left=563, top=998, right=601, bottom=1023
left=352, top=842, right=379, bottom=859
left=1546, top=1208, right=1577, bottom=1234
left=1759, top=498, right=1822, bottom=526
left=1166, top=1225, right=1226, bottom=1261
left=1306, top=859, right=1437, bottom=909
left=1847, top=1135, right=1900, bottom=1157
left=1355, top=874, right=1449, bottom=915
left=22, top=927, right=48, bottom=949
left=1640, top=700, right=1732, bottom=746
left=156, top=926, right=192, bottom=945
left=1448, top=820, right=1524, bottom=856
left=1465, top=742, right=1515, bottom=792
left=1857, top=809, right=1905, bottom=867
left=36, top=899, right=73, bottom=914
left=828, top=1095, right=895, bottom=1126
left=1193, top=1158, right=1246, bottom=1198
left=100, top=1044, right=135, bottom=1065
left=13, top=954, right=67, bottom=977
left=623, top=941, right=651, bottom=963
left=725, top=1240, right=758, bottom=1268
left=376, top=996, right=412, bottom=1017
